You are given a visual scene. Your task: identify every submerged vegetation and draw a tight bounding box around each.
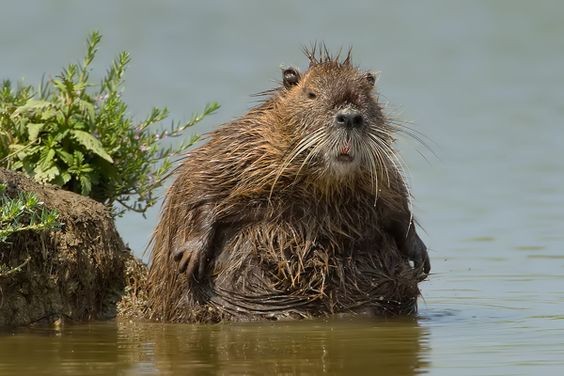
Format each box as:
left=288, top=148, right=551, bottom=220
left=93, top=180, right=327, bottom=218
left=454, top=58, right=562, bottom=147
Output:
left=0, top=31, right=219, bottom=217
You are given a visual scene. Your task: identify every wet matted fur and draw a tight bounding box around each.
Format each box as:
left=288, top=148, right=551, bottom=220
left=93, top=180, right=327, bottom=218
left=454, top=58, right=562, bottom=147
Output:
left=145, top=47, right=430, bottom=322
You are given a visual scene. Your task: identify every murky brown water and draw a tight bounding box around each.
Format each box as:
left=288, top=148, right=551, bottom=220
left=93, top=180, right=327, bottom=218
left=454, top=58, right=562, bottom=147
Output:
left=2, top=1, right=564, bottom=375
left=1, top=319, right=429, bottom=375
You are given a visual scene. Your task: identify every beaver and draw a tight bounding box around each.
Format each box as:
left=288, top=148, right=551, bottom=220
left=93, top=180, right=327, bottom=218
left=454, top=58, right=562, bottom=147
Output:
left=145, top=47, right=430, bottom=323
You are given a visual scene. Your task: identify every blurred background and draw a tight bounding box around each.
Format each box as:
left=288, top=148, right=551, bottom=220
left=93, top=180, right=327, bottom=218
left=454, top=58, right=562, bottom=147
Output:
left=2, top=1, right=563, bottom=374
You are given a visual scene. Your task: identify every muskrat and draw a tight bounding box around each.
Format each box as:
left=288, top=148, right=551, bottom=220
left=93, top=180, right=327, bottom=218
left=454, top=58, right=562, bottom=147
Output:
left=145, top=47, right=430, bottom=322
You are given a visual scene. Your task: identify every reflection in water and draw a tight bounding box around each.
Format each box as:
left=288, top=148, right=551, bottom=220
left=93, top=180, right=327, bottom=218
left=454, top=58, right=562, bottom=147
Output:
left=117, top=319, right=430, bottom=375
left=0, top=319, right=431, bottom=375
left=0, top=324, right=123, bottom=375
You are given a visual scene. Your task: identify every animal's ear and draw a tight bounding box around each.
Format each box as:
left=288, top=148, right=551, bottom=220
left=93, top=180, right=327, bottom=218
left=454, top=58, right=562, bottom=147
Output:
left=365, top=71, right=379, bottom=87
left=282, top=67, right=301, bottom=89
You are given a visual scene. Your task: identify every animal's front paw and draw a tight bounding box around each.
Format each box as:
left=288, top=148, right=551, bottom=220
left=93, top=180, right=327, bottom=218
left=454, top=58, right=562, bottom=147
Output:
left=410, top=239, right=430, bottom=278
left=173, top=240, right=207, bottom=280
left=401, top=230, right=430, bottom=279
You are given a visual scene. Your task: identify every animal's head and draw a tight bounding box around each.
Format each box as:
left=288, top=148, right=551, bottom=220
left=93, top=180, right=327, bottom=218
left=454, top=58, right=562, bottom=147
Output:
left=276, top=46, right=396, bottom=189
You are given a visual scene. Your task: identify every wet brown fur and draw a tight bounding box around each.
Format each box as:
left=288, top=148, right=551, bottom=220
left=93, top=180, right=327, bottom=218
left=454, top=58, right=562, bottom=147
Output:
left=145, top=47, right=430, bottom=322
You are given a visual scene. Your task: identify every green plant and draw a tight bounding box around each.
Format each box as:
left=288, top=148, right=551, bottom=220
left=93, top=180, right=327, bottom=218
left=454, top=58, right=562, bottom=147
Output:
left=0, top=183, right=61, bottom=277
left=0, top=183, right=60, bottom=242
left=0, top=31, right=219, bottom=217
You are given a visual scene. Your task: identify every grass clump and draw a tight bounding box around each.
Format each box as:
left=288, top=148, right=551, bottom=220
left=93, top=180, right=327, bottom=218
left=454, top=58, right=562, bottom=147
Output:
left=0, top=183, right=60, bottom=277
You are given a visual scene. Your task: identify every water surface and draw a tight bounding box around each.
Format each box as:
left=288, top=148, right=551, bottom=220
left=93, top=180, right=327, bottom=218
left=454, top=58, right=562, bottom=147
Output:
left=1, top=319, right=429, bottom=375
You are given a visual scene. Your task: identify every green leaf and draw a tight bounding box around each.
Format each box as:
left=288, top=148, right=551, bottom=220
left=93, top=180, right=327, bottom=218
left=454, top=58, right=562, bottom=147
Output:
left=11, top=144, right=40, bottom=160
left=33, top=148, right=57, bottom=183
left=53, top=171, right=72, bottom=186
left=60, top=171, right=71, bottom=184
left=40, top=108, right=58, bottom=121
left=56, top=149, right=73, bottom=166
left=80, top=174, right=92, bottom=195
left=27, top=123, right=44, bottom=141
left=38, top=148, right=56, bottom=170
left=12, top=99, right=52, bottom=116
left=70, top=129, right=113, bottom=163
left=72, top=150, right=84, bottom=163
left=76, top=99, right=95, bottom=121
left=70, top=119, right=87, bottom=130
left=51, top=78, right=66, bottom=93
left=34, top=165, right=60, bottom=183
left=10, top=161, right=23, bottom=170
left=52, top=129, right=69, bottom=143
left=8, top=144, right=25, bottom=153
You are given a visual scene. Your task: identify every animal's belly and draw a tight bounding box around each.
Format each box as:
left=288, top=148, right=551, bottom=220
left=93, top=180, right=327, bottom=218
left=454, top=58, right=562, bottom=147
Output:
left=207, top=220, right=419, bottom=319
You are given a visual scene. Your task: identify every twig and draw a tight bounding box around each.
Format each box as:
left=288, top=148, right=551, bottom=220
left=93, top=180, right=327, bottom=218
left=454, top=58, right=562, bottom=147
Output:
left=0, top=255, right=31, bottom=278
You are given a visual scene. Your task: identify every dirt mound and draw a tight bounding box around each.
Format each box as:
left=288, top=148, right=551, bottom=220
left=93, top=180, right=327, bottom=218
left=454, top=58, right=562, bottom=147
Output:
left=0, top=168, right=144, bottom=327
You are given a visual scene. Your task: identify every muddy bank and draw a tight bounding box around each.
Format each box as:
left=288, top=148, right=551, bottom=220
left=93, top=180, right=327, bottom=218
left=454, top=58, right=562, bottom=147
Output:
left=0, top=168, right=144, bottom=327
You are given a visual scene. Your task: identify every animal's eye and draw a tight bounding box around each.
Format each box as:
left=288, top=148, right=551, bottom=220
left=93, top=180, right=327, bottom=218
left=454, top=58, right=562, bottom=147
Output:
left=307, top=91, right=317, bottom=99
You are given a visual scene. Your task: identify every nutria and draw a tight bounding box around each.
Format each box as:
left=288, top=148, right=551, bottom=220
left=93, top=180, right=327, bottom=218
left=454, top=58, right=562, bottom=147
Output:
left=145, top=47, right=430, bottom=323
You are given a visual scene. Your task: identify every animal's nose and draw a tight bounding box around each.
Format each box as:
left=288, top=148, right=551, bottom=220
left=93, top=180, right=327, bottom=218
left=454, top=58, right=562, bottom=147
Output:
left=335, top=109, right=363, bottom=129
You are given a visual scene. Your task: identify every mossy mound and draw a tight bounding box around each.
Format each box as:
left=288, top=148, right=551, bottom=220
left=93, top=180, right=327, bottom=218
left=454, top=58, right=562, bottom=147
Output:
left=0, top=168, right=144, bottom=327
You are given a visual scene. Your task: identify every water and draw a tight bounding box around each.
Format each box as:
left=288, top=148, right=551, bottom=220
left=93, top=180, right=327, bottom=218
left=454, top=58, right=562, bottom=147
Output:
left=1, top=1, right=563, bottom=375
left=1, top=320, right=429, bottom=375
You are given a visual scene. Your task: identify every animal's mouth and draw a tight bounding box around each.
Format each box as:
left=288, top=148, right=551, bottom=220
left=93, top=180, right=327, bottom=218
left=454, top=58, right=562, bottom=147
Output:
left=336, top=141, right=354, bottom=163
